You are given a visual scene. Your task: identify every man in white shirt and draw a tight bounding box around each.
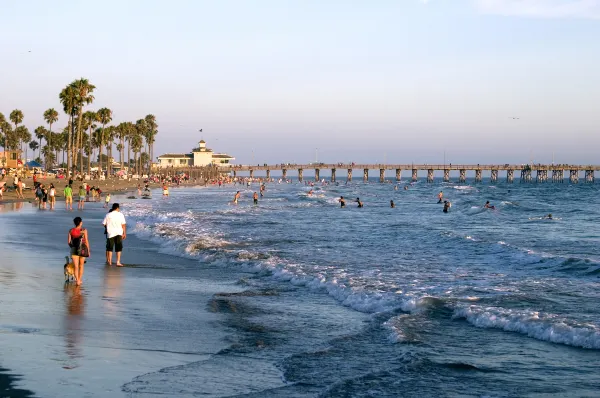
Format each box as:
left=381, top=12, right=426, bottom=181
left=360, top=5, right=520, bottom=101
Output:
left=102, top=203, right=127, bottom=266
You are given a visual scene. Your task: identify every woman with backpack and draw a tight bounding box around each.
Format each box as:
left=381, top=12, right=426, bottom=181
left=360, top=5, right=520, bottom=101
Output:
left=67, top=217, right=90, bottom=285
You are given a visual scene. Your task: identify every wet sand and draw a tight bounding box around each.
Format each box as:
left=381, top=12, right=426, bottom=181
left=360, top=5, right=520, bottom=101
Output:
left=0, top=196, right=237, bottom=397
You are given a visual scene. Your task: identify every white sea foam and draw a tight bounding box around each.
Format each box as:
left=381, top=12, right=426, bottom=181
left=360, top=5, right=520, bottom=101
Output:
left=453, top=305, right=600, bottom=349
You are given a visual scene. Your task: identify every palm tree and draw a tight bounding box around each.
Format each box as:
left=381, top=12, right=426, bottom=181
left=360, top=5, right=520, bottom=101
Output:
left=15, top=126, right=31, bottom=163
left=83, top=110, right=98, bottom=174
left=97, top=108, right=112, bottom=175
left=29, top=141, right=39, bottom=162
left=144, top=114, right=158, bottom=173
left=59, top=85, right=78, bottom=172
left=69, top=78, right=96, bottom=175
left=116, top=122, right=130, bottom=172
left=9, top=110, right=24, bottom=160
left=34, top=126, right=47, bottom=160
left=43, top=108, right=59, bottom=166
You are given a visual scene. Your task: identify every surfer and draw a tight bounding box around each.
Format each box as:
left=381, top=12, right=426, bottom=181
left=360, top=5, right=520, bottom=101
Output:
left=390, top=200, right=395, bottom=208
left=356, top=198, right=363, bottom=208
left=233, top=191, right=241, bottom=204
left=437, top=191, right=443, bottom=203
left=339, top=196, right=346, bottom=208
left=484, top=201, right=495, bottom=210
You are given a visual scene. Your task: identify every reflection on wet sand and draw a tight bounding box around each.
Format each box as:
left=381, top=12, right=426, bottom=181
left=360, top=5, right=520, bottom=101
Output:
left=103, top=265, right=123, bottom=318
left=0, top=201, right=25, bottom=213
left=63, top=284, right=85, bottom=369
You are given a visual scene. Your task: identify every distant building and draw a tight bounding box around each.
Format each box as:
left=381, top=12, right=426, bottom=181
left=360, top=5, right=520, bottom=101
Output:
left=0, top=150, right=22, bottom=169
left=156, top=140, right=234, bottom=168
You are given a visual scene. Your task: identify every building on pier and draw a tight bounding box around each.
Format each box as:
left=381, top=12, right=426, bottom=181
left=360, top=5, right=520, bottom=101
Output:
left=156, top=140, right=234, bottom=168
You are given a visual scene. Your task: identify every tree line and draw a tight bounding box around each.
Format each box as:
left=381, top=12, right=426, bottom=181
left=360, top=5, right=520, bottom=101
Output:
left=0, top=77, right=158, bottom=175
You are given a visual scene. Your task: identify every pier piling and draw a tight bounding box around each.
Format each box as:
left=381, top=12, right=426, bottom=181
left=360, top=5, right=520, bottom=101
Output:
left=570, top=170, right=578, bottom=184
left=585, top=170, right=594, bottom=183
left=347, top=169, right=352, bottom=182
left=507, top=169, right=514, bottom=183
left=250, top=169, right=254, bottom=179
left=363, top=169, right=369, bottom=183
left=427, top=169, right=434, bottom=183
left=266, top=170, right=270, bottom=180
left=282, top=169, right=287, bottom=180
left=475, top=169, right=482, bottom=183
left=459, top=169, right=466, bottom=183
left=443, top=169, right=450, bottom=182
left=315, top=168, right=320, bottom=182
left=298, top=168, right=303, bottom=182
left=412, top=169, right=418, bottom=182
left=331, top=168, right=336, bottom=182
left=396, top=169, right=402, bottom=181
left=380, top=169, right=385, bottom=183
left=491, top=169, right=498, bottom=183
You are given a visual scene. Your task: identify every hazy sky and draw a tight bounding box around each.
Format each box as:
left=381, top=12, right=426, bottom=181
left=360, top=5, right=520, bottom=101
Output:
left=1, top=0, right=599, bottom=165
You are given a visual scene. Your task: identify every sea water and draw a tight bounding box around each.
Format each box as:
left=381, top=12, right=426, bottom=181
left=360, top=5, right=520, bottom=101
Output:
left=126, top=179, right=600, bottom=396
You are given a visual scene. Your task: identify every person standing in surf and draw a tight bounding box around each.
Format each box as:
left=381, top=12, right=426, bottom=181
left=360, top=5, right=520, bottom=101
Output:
left=102, top=203, right=127, bottom=267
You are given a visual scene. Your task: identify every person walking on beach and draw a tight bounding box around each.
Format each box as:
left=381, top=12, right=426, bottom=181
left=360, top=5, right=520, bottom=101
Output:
left=162, top=184, right=169, bottom=197
left=78, top=185, right=86, bottom=210
left=64, top=184, right=73, bottom=210
left=16, top=178, right=24, bottom=199
left=49, top=184, right=56, bottom=210
left=102, top=203, right=127, bottom=267
left=41, top=184, right=48, bottom=209
left=68, top=216, right=90, bottom=286
left=36, top=184, right=44, bottom=208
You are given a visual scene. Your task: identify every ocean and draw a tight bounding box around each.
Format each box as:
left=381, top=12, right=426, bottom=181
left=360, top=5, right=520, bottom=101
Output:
left=0, top=178, right=599, bottom=397
left=125, top=178, right=600, bottom=397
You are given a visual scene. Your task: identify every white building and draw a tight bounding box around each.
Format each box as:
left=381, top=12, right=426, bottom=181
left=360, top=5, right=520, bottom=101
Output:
left=156, top=140, right=234, bottom=168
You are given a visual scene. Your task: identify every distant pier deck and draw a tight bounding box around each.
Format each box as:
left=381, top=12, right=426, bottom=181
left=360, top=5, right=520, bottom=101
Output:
left=218, top=164, right=599, bottom=183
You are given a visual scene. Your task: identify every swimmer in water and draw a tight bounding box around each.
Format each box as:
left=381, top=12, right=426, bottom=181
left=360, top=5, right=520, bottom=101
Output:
left=356, top=197, right=363, bottom=208
left=253, top=192, right=258, bottom=205
left=437, top=191, right=443, bottom=203
left=233, top=191, right=241, bottom=204
left=339, top=196, right=346, bottom=208
left=484, top=201, right=495, bottom=210
left=443, top=200, right=451, bottom=213
left=390, top=200, right=395, bottom=208
left=545, top=213, right=553, bottom=219
left=394, top=185, right=398, bottom=191
left=308, top=189, right=313, bottom=196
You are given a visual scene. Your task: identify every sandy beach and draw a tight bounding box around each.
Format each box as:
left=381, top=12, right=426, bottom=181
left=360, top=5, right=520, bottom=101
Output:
left=0, top=176, right=202, bottom=204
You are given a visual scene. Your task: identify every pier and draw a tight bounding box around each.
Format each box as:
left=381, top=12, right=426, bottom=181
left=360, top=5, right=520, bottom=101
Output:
left=220, top=164, right=599, bottom=183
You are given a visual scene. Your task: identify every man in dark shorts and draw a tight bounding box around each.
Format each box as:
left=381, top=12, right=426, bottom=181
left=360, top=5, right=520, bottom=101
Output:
left=102, top=203, right=127, bottom=266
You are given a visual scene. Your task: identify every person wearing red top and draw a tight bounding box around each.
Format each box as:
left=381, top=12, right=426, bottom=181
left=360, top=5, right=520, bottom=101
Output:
left=67, top=217, right=90, bottom=285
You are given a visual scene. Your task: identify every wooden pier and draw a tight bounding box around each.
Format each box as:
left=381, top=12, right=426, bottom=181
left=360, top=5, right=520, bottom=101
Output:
left=219, top=163, right=599, bottom=183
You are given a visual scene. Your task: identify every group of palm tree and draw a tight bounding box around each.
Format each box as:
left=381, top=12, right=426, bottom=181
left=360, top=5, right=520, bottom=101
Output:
left=0, top=77, right=158, bottom=176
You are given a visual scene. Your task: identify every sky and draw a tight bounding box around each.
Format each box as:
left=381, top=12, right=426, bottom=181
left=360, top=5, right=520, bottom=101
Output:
left=1, top=0, right=599, bottom=165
